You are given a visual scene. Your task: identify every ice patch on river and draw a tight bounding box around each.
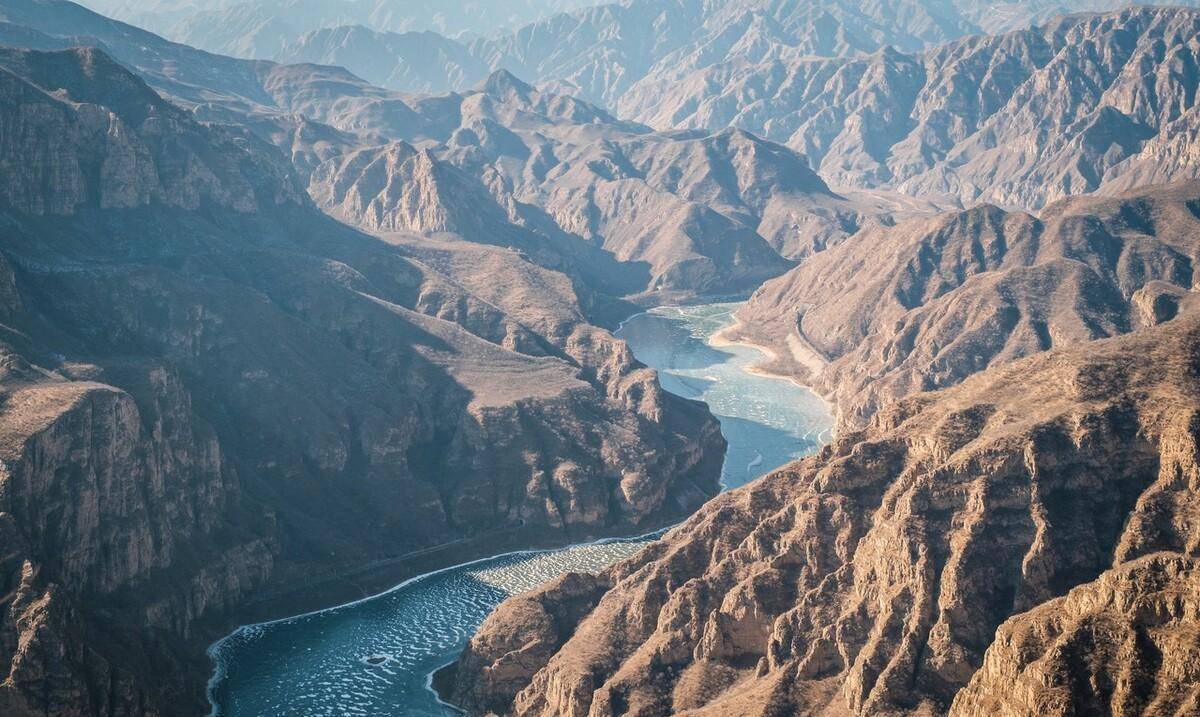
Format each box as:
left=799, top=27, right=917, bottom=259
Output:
left=208, top=302, right=832, bottom=716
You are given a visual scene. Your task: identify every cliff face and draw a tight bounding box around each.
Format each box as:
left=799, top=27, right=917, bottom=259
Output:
left=949, top=552, right=1200, bottom=717
left=0, top=47, right=725, bottom=717
left=730, top=181, right=1200, bottom=430
left=444, top=306, right=1200, bottom=717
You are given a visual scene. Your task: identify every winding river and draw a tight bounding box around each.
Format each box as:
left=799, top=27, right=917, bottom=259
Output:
left=206, top=302, right=832, bottom=716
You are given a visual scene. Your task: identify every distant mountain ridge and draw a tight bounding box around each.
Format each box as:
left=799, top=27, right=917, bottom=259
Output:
left=622, top=5, right=1200, bottom=209
left=121, top=0, right=1200, bottom=107
left=76, top=0, right=596, bottom=48
left=118, top=0, right=1200, bottom=216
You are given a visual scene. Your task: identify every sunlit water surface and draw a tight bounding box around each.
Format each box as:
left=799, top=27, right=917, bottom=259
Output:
left=207, top=302, right=831, bottom=716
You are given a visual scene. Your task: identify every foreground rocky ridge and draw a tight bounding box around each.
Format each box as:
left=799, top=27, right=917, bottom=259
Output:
left=444, top=304, right=1200, bottom=717
left=730, top=180, right=1200, bottom=430
left=0, top=46, right=724, bottom=717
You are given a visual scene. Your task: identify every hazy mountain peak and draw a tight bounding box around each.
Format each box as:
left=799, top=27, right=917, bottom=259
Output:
left=479, top=67, right=535, bottom=102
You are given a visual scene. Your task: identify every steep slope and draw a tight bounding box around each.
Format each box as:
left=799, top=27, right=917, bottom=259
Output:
left=729, top=180, right=1200, bottom=429
left=0, top=0, right=447, bottom=141
left=949, top=553, right=1200, bottom=716
left=442, top=301, right=1200, bottom=717
left=0, top=1, right=913, bottom=300
left=0, top=46, right=724, bottom=717
left=622, top=5, right=1200, bottom=210
left=303, top=71, right=912, bottom=299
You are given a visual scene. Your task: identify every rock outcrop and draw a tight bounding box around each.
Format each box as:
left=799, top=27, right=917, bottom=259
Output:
left=949, top=552, right=1200, bottom=717
left=730, top=180, right=1200, bottom=429
left=443, top=302, right=1200, bottom=717
left=0, top=47, right=725, bottom=717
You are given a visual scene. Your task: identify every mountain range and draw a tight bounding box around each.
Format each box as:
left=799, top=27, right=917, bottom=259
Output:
left=89, top=0, right=1200, bottom=215
left=444, top=290, right=1200, bottom=717
left=118, top=0, right=1200, bottom=112
left=1, top=1, right=1199, bottom=716
left=272, top=3, right=1200, bottom=213
left=76, top=0, right=596, bottom=48
left=0, top=43, right=724, bottom=716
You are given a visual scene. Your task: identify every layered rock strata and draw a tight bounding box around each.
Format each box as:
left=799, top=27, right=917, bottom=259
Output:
left=444, top=303, right=1200, bottom=717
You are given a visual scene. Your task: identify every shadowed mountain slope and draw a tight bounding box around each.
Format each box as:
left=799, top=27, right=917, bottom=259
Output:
left=0, top=46, right=724, bottom=717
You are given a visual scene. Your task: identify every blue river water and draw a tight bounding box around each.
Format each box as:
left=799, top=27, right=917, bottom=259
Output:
left=206, top=302, right=831, bottom=716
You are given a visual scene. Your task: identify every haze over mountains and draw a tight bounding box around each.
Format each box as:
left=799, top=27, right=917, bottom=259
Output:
left=72, top=0, right=1200, bottom=215
left=114, top=0, right=1200, bottom=111
left=76, top=0, right=596, bottom=48
left=1, top=1, right=1199, bottom=716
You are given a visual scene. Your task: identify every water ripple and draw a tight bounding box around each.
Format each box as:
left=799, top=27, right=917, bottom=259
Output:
left=208, top=302, right=831, bottom=716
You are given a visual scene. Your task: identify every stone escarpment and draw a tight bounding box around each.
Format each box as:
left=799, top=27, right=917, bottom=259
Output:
left=0, top=359, right=274, bottom=717
left=443, top=306, right=1200, bottom=717
left=730, top=180, right=1200, bottom=430
left=0, top=47, right=724, bottom=717
left=949, top=553, right=1200, bottom=717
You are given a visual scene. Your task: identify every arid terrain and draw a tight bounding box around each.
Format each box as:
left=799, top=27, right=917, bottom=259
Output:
left=0, top=1, right=1198, bottom=716
left=445, top=302, right=1200, bottom=717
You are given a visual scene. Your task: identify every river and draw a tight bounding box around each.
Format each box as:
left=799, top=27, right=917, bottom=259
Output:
left=206, top=302, right=832, bottom=716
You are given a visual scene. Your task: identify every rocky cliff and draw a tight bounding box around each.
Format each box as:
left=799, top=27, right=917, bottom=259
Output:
left=0, top=46, right=725, bottom=717
left=443, top=301, right=1200, bottom=717
left=729, top=180, right=1200, bottom=430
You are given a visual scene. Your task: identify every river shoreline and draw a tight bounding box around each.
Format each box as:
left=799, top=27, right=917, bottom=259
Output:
left=205, top=301, right=833, bottom=717
left=206, top=528, right=669, bottom=716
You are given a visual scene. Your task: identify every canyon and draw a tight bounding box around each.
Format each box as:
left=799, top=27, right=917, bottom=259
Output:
left=444, top=292, right=1200, bottom=717
left=0, top=42, right=724, bottom=716
left=0, top=1, right=1198, bottom=716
